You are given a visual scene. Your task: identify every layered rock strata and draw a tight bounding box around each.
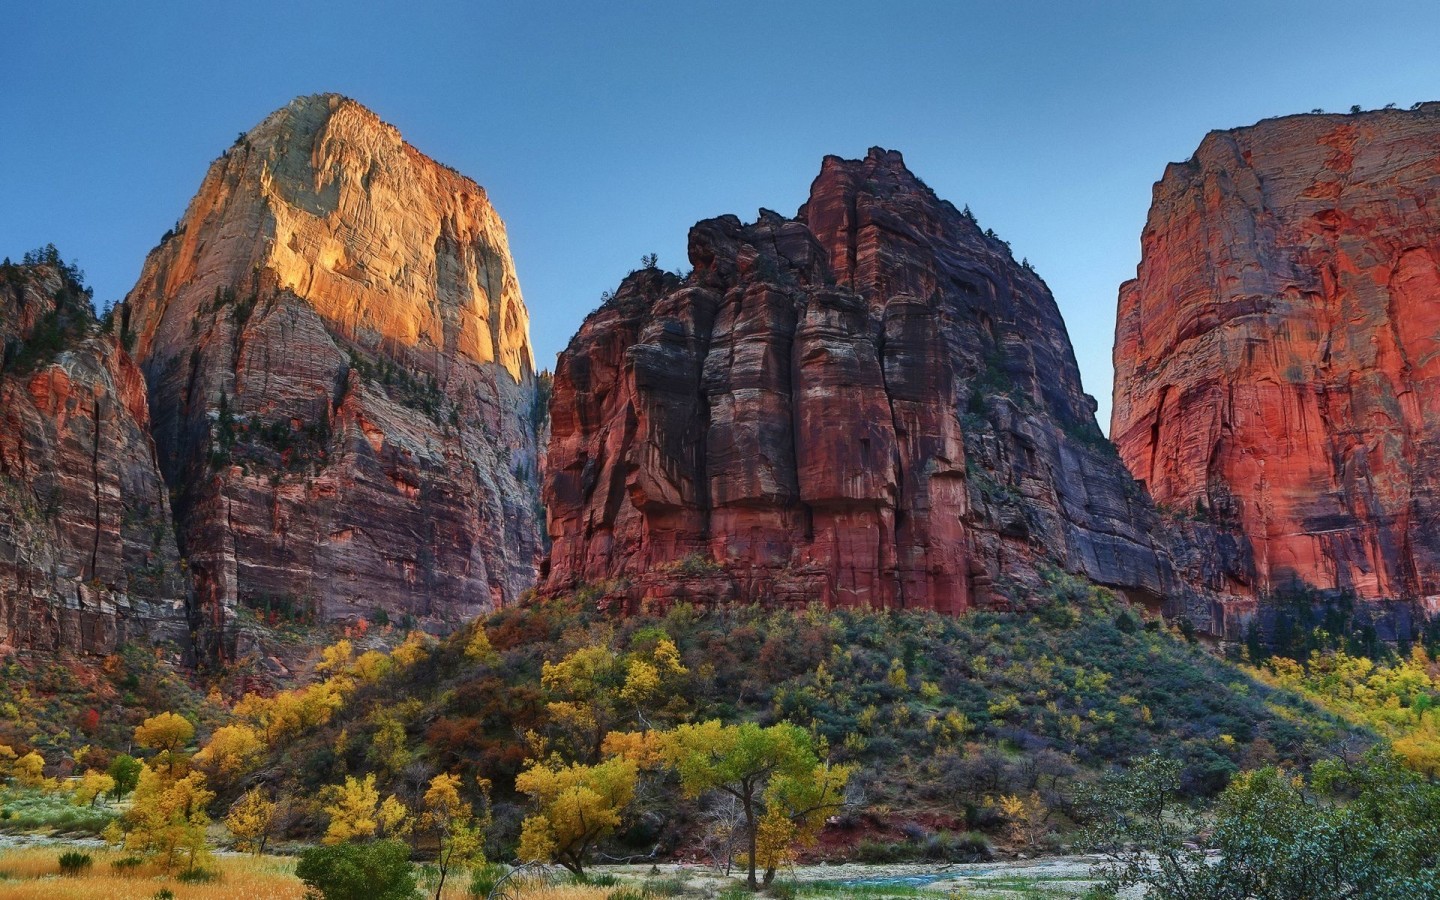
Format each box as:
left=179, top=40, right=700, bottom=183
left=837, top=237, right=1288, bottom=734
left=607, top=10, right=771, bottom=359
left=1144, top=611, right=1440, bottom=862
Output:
left=0, top=258, right=187, bottom=654
left=1113, top=105, right=1440, bottom=610
left=123, top=94, right=541, bottom=656
left=544, top=149, right=1230, bottom=625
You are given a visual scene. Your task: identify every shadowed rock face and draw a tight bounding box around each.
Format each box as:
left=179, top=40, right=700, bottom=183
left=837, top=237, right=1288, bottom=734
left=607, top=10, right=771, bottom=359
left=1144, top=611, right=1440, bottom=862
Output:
left=0, top=261, right=187, bottom=655
left=123, top=94, right=541, bottom=657
left=1113, top=105, right=1440, bottom=610
left=544, top=149, right=1223, bottom=623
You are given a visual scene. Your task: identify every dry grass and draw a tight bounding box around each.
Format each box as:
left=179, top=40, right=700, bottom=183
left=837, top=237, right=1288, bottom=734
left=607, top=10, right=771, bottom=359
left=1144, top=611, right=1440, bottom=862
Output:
left=515, top=887, right=616, bottom=900
left=0, top=846, right=635, bottom=900
left=0, top=847, right=305, bottom=899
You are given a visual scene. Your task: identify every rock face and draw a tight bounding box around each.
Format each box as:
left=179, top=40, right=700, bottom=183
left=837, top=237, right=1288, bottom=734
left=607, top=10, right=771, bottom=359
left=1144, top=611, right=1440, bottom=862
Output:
left=1113, top=105, right=1440, bottom=610
left=123, top=95, right=541, bottom=656
left=544, top=149, right=1222, bottom=622
left=0, top=257, right=187, bottom=654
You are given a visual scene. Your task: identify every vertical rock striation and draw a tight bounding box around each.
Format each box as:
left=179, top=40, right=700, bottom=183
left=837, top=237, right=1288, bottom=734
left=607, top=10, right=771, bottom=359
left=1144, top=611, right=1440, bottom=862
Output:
left=1113, top=105, right=1440, bottom=612
left=544, top=149, right=1221, bottom=623
left=0, top=258, right=186, bottom=654
left=123, top=94, right=541, bottom=656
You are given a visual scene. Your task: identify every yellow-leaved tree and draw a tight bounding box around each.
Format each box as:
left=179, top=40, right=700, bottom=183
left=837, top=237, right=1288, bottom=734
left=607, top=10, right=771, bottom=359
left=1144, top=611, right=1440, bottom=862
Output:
left=134, top=712, right=195, bottom=776
left=192, top=723, right=263, bottom=788
left=464, top=623, right=498, bottom=664
left=119, top=765, right=214, bottom=873
left=420, top=773, right=491, bottom=900
left=322, top=774, right=410, bottom=844
left=11, top=750, right=47, bottom=788
left=755, top=756, right=852, bottom=880
left=391, top=631, right=434, bottom=669
left=315, top=639, right=355, bottom=675
left=661, top=721, right=850, bottom=890
left=515, top=756, right=638, bottom=876
left=234, top=679, right=346, bottom=743
left=71, top=770, right=116, bottom=807
left=367, top=701, right=421, bottom=776
left=542, top=634, right=688, bottom=762
left=225, top=787, right=279, bottom=855
left=353, top=649, right=393, bottom=684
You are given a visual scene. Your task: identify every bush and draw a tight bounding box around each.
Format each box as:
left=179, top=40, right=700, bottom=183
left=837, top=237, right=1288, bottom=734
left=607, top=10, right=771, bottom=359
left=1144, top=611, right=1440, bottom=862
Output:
left=922, top=830, right=991, bottom=861
left=642, top=875, right=688, bottom=896
left=112, top=856, right=144, bottom=873
left=57, top=851, right=92, bottom=875
left=176, top=867, right=218, bottom=883
left=295, top=839, right=418, bottom=900
left=576, top=872, right=619, bottom=886
left=854, top=839, right=908, bottom=863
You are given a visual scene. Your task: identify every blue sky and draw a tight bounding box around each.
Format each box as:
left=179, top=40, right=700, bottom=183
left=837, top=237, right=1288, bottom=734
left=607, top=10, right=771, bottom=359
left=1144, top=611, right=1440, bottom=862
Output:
left=6, top=1, right=1439, bottom=430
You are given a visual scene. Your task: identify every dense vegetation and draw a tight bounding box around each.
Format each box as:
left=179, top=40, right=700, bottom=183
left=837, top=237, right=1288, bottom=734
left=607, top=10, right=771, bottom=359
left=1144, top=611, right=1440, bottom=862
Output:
left=217, top=570, right=1352, bottom=863
left=10, top=568, right=1440, bottom=897
left=1086, top=748, right=1440, bottom=898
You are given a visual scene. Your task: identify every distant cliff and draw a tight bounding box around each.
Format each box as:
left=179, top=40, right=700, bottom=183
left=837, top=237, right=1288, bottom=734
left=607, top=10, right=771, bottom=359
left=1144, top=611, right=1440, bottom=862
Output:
left=1114, top=105, right=1440, bottom=614
left=543, top=149, right=1229, bottom=625
left=0, top=253, right=187, bottom=654
left=123, top=94, right=542, bottom=657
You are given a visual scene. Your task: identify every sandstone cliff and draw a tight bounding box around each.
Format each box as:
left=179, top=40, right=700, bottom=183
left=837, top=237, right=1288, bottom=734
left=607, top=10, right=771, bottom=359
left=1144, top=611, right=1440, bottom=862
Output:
left=0, top=254, right=187, bottom=654
left=544, top=149, right=1225, bottom=624
left=1113, top=105, right=1440, bottom=611
left=123, top=95, right=541, bottom=656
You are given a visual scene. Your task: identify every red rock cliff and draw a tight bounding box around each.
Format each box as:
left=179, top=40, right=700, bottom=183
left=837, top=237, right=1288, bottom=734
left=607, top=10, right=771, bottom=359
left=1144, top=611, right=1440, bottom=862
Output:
left=0, top=257, right=187, bottom=654
left=123, top=95, right=542, bottom=656
left=1113, top=105, right=1440, bottom=608
left=544, top=149, right=1222, bottom=621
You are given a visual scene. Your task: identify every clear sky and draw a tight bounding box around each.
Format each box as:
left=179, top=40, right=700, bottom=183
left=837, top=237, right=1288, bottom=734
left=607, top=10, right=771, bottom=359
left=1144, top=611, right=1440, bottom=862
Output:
left=5, top=1, right=1439, bottom=430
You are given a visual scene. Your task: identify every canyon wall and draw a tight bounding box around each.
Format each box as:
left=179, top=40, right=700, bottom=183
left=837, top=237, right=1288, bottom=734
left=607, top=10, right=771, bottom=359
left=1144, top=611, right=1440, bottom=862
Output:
left=0, top=257, right=187, bottom=655
left=543, top=149, right=1234, bottom=626
left=1113, top=105, right=1440, bottom=612
left=123, top=94, right=542, bottom=657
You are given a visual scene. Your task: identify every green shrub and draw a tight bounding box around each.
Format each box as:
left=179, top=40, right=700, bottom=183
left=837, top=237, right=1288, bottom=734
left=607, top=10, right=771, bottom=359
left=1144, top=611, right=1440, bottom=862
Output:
left=295, top=839, right=417, bottom=900
left=642, top=875, right=688, bottom=897
left=112, top=856, right=144, bottom=873
left=176, top=867, right=218, bottom=883
left=854, top=840, right=908, bottom=863
left=467, top=862, right=506, bottom=897
left=57, top=851, right=92, bottom=875
left=108, top=754, right=142, bottom=798
left=576, top=872, right=619, bottom=886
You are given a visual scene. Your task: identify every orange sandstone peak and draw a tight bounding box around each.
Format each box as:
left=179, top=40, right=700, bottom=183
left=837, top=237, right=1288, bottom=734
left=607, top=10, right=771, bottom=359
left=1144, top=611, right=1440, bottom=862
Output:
left=124, top=94, right=542, bottom=658
left=129, top=93, right=532, bottom=381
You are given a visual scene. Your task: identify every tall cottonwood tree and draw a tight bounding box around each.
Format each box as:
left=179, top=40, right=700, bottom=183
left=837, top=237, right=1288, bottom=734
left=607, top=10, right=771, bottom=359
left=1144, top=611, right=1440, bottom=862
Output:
left=661, top=721, right=849, bottom=890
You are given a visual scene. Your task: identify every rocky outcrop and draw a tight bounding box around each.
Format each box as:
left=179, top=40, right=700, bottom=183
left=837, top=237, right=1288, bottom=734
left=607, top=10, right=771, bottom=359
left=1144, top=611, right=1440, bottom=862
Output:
left=122, top=95, right=541, bottom=657
left=0, top=256, right=187, bottom=654
left=1113, top=105, right=1440, bottom=611
left=544, top=149, right=1228, bottom=624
